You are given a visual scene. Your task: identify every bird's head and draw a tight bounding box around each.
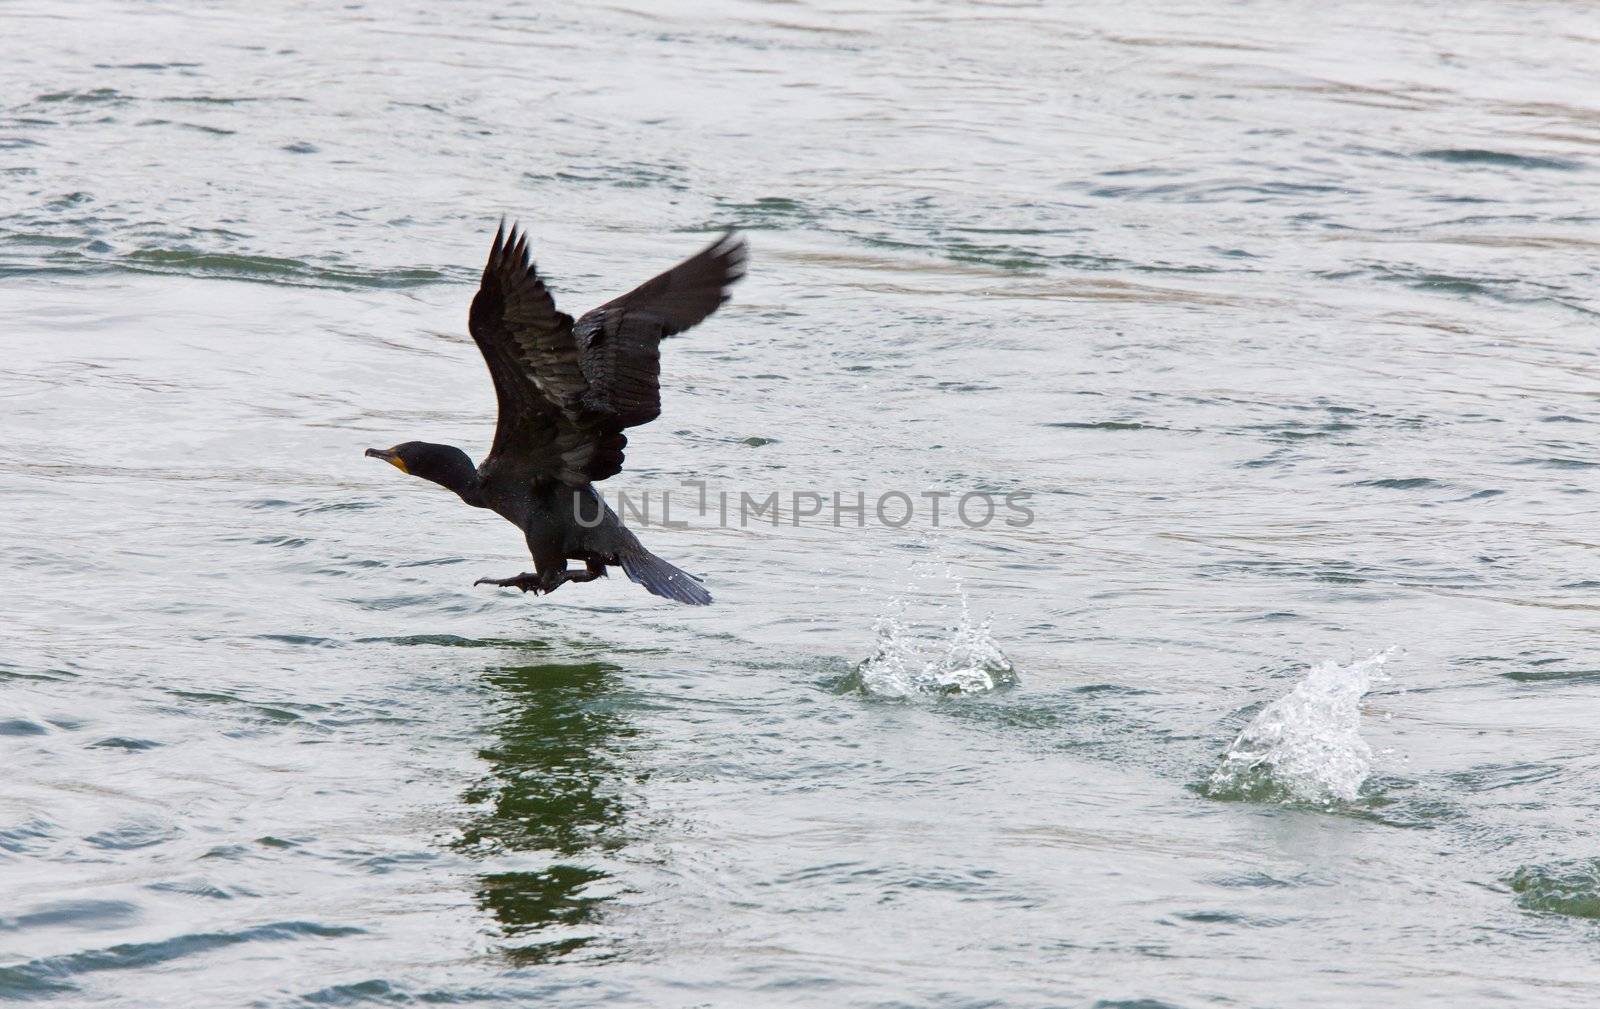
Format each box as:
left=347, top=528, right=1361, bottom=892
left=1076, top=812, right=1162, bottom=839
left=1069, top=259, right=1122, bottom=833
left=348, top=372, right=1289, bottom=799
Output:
left=365, top=441, right=479, bottom=498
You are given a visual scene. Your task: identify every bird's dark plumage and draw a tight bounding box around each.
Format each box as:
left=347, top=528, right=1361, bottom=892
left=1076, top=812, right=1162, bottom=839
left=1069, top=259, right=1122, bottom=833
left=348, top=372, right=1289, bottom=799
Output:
left=575, top=230, right=747, bottom=428
left=367, top=221, right=745, bottom=605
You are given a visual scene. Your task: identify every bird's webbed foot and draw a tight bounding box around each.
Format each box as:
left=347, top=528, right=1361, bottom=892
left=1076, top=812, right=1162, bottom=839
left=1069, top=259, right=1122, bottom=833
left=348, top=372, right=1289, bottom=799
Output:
left=563, top=561, right=606, bottom=585
left=477, top=561, right=607, bottom=596
left=474, top=572, right=547, bottom=594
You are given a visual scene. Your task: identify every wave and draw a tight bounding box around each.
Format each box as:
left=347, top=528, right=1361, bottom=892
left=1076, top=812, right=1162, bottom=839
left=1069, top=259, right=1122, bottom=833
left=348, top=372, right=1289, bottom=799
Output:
left=0, top=921, right=362, bottom=999
left=1507, top=859, right=1600, bottom=918
left=0, top=238, right=450, bottom=290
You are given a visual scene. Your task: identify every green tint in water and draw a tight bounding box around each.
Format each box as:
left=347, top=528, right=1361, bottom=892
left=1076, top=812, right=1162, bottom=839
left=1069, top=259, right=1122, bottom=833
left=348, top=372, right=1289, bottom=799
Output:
left=458, top=661, right=634, bottom=961
left=1507, top=860, right=1600, bottom=920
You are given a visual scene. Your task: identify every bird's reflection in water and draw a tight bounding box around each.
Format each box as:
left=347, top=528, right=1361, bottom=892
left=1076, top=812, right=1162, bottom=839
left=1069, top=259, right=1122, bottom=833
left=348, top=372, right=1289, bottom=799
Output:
left=457, top=659, right=635, bottom=964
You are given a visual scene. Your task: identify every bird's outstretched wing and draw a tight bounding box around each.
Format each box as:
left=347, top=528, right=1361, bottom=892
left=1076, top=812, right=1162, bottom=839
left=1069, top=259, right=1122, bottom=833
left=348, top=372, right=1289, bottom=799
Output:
left=469, top=223, right=745, bottom=485
left=573, top=230, right=747, bottom=428
left=469, top=222, right=624, bottom=484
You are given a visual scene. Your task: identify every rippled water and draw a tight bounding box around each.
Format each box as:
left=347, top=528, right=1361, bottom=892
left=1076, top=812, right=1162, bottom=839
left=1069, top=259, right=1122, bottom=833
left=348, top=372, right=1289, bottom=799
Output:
left=4, top=1, right=1600, bottom=1006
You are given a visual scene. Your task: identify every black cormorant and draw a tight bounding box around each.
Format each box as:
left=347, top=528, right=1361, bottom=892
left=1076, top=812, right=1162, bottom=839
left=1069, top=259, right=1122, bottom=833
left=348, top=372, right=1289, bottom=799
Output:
left=365, top=221, right=746, bottom=605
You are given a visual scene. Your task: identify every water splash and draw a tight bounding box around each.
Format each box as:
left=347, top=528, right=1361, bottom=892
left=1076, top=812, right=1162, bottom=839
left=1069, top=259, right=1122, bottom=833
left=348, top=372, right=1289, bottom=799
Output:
left=843, top=573, right=1017, bottom=700
left=1203, top=650, right=1395, bottom=805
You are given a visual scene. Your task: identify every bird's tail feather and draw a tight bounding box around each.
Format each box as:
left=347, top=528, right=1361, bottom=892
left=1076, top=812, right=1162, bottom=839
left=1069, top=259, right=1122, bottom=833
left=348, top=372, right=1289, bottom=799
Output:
left=620, top=548, right=712, bottom=606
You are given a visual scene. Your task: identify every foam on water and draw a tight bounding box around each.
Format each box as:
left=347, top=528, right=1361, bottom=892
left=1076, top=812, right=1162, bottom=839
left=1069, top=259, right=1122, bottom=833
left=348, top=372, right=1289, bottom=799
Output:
left=1204, top=650, right=1395, bottom=805
left=845, top=573, right=1017, bottom=699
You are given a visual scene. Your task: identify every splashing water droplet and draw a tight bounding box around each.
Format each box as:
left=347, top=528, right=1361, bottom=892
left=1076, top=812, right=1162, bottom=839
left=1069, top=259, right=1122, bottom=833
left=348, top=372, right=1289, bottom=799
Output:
left=846, top=573, right=1018, bottom=699
left=1204, top=649, right=1395, bottom=805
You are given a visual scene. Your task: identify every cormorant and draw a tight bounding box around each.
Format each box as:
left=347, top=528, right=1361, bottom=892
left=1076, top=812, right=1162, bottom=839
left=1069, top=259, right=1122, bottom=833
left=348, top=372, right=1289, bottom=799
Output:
left=365, top=221, right=746, bottom=605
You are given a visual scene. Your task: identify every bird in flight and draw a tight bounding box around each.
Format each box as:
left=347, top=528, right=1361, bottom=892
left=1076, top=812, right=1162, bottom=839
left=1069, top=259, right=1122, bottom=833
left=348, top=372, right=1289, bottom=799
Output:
left=366, top=221, right=746, bottom=605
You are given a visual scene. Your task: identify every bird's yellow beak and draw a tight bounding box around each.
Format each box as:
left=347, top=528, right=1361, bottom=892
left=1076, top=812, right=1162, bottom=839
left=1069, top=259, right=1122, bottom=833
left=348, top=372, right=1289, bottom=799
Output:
left=364, top=447, right=408, bottom=473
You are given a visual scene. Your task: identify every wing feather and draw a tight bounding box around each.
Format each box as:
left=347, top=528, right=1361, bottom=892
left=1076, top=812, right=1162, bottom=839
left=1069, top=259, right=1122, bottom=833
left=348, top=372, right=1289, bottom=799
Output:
left=575, top=231, right=747, bottom=428
left=468, top=221, right=614, bottom=484
left=464, top=223, right=744, bottom=484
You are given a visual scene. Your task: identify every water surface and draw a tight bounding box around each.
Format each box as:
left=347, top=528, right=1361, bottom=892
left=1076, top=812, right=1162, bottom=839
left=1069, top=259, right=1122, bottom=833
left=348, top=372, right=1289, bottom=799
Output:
left=4, top=1, right=1600, bottom=1006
